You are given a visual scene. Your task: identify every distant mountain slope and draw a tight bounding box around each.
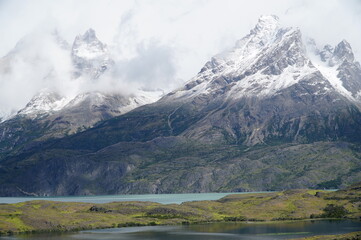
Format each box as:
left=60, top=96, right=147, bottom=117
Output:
left=0, top=16, right=361, bottom=196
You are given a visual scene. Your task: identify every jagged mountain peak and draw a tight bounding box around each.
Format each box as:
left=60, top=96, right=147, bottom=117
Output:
left=258, top=14, right=279, bottom=23
left=252, top=15, right=280, bottom=34
left=72, top=28, right=107, bottom=60
left=71, top=28, right=113, bottom=78
left=167, top=15, right=309, bottom=101
left=199, top=15, right=301, bottom=75
left=164, top=15, right=361, bottom=106
left=17, top=90, right=69, bottom=117
left=158, top=18, right=361, bottom=147
left=305, top=37, right=361, bottom=101
left=312, top=39, right=355, bottom=66
left=80, top=28, right=97, bottom=43
left=233, top=15, right=283, bottom=51
left=74, top=28, right=97, bottom=42
left=333, top=39, right=354, bottom=63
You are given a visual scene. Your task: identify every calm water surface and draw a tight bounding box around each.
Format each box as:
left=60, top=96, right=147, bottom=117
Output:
left=0, top=192, right=261, bottom=204
left=2, top=220, right=360, bottom=240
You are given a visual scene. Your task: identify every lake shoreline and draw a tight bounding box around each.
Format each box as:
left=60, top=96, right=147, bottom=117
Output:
left=0, top=184, right=360, bottom=238
left=2, top=219, right=361, bottom=240
left=2, top=218, right=356, bottom=235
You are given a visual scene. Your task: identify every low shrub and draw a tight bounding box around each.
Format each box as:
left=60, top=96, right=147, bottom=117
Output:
left=321, top=204, right=349, bottom=218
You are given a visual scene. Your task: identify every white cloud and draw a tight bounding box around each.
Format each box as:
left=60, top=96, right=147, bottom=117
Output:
left=0, top=0, right=360, bottom=116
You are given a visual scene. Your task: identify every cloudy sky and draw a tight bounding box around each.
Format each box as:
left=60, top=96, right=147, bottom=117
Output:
left=0, top=0, right=360, bottom=115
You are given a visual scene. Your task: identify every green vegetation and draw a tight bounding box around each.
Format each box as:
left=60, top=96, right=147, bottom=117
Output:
left=320, top=204, right=349, bottom=218
left=294, top=231, right=361, bottom=240
left=0, top=183, right=360, bottom=236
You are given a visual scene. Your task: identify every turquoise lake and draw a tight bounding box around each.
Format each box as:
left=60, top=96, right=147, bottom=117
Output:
left=0, top=192, right=256, bottom=204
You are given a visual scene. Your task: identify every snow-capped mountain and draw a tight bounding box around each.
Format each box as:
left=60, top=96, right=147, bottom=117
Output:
left=17, top=88, right=161, bottom=122
left=17, top=90, right=68, bottom=116
left=0, top=29, right=163, bottom=152
left=159, top=15, right=361, bottom=146
left=165, top=15, right=361, bottom=104
left=1, top=15, right=361, bottom=196
left=165, top=15, right=309, bottom=99
left=0, top=28, right=161, bottom=122
left=309, top=39, right=361, bottom=101
left=72, top=28, right=114, bottom=79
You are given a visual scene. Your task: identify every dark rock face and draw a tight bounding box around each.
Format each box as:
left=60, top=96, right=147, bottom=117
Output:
left=319, top=45, right=334, bottom=62
left=0, top=151, right=132, bottom=196
left=338, top=60, right=361, bottom=97
left=0, top=16, right=361, bottom=196
left=333, top=40, right=354, bottom=63
left=1, top=138, right=360, bottom=196
left=0, top=117, right=47, bottom=155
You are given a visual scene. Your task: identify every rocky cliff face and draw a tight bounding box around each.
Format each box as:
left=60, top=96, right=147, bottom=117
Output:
left=0, top=16, right=360, bottom=196
left=160, top=15, right=361, bottom=146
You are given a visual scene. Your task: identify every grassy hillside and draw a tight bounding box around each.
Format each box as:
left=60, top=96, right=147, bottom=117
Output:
left=0, top=183, right=360, bottom=235
left=294, top=231, right=361, bottom=240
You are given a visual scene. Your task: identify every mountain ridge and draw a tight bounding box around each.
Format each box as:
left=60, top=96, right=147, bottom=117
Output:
left=0, top=15, right=361, bottom=196
left=0, top=29, right=163, bottom=154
